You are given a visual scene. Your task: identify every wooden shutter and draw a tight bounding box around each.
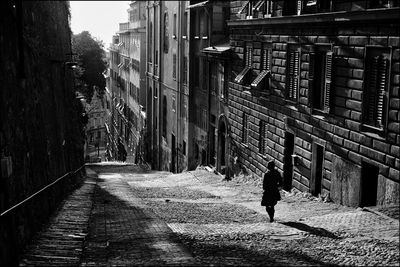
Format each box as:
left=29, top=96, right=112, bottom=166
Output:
left=308, top=52, right=315, bottom=107
left=365, top=56, right=379, bottom=125
left=376, top=56, right=388, bottom=127
left=323, top=51, right=333, bottom=113
left=288, top=50, right=300, bottom=100
left=246, top=45, right=253, bottom=67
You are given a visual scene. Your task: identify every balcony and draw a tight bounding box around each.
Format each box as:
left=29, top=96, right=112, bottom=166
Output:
left=118, top=22, right=129, bottom=33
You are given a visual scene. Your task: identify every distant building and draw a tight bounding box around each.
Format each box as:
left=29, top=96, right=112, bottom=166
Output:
left=84, top=90, right=107, bottom=161
left=227, top=0, right=399, bottom=207
left=106, top=1, right=147, bottom=162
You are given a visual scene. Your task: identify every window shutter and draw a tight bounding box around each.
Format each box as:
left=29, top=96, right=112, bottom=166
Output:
left=365, top=56, right=379, bottom=125
left=376, top=56, right=388, bottom=127
left=323, top=51, right=333, bottom=113
left=289, top=50, right=300, bottom=100
left=308, top=52, right=315, bottom=107
left=246, top=46, right=253, bottom=67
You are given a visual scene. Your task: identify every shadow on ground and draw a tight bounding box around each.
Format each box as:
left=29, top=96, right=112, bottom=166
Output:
left=280, top=221, right=341, bottom=239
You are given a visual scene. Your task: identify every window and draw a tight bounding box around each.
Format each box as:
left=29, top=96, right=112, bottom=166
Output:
left=201, top=57, right=208, bottom=91
left=301, top=0, right=332, bottom=14
left=253, top=0, right=272, bottom=18
left=172, top=95, right=176, bottom=112
left=200, top=10, right=208, bottom=37
left=163, top=96, right=167, bottom=137
left=251, top=43, right=272, bottom=90
left=194, top=56, right=200, bottom=87
left=183, top=12, right=188, bottom=38
left=238, top=0, right=254, bottom=19
left=362, top=47, right=390, bottom=131
left=234, top=43, right=253, bottom=84
left=163, top=12, right=169, bottom=53
left=211, top=62, right=218, bottom=95
left=149, top=22, right=153, bottom=63
left=218, top=63, right=225, bottom=98
left=183, top=56, right=188, bottom=85
left=286, top=45, right=301, bottom=102
left=370, top=0, right=399, bottom=8
left=259, top=120, right=267, bottom=154
left=242, top=113, right=248, bottom=145
left=309, top=47, right=333, bottom=113
left=173, top=13, right=177, bottom=38
left=173, top=53, right=177, bottom=79
left=283, top=0, right=301, bottom=15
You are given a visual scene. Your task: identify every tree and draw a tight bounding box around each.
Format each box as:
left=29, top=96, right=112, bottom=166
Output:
left=72, top=31, right=106, bottom=103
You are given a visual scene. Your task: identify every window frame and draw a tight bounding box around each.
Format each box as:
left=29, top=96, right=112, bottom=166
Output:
left=361, top=45, right=392, bottom=134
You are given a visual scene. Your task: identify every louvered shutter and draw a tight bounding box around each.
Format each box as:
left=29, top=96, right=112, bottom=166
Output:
left=323, top=51, right=333, bottom=113
left=376, top=56, right=388, bottom=128
left=290, top=50, right=300, bottom=100
left=308, top=52, right=315, bottom=107
left=287, top=51, right=295, bottom=99
left=365, top=56, right=379, bottom=125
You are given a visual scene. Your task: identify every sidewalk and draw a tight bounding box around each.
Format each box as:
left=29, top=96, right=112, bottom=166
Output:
left=19, top=169, right=97, bottom=266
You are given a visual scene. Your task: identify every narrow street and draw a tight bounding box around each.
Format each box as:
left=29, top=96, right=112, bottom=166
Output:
left=19, top=163, right=399, bottom=266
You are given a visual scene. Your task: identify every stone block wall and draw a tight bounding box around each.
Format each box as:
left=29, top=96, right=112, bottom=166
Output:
left=0, top=1, right=85, bottom=265
left=227, top=2, right=399, bottom=207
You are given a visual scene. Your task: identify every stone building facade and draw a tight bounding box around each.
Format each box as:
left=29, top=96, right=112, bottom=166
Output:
left=106, top=1, right=147, bottom=163
left=0, top=1, right=85, bottom=264
left=146, top=1, right=190, bottom=172
left=227, top=0, right=399, bottom=207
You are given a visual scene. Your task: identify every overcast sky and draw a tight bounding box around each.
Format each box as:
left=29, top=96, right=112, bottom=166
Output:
left=70, top=1, right=131, bottom=47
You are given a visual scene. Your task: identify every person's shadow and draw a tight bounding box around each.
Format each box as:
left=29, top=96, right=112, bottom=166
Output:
left=280, top=221, right=342, bottom=239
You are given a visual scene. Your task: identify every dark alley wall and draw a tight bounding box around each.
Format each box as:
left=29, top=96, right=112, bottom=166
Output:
left=0, top=1, right=85, bottom=265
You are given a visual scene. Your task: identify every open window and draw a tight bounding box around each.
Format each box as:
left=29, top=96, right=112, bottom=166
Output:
left=238, top=0, right=254, bottom=19
left=362, top=47, right=391, bottom=133
left=251, top=43, right=272, bottom=91
left=234, top=43, right=253, bottom=85
left=252, top=0, right=272, bottom=18
left=308, top=46, right=333, bottom=113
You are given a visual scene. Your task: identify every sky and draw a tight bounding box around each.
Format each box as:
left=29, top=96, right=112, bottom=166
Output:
left=70, top=1, right=131, bottom=47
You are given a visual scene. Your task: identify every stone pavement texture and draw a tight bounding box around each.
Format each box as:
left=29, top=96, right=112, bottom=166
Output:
left=19, top=169, right=96, bottom=266
left=18, top=163, right=399, bottom=266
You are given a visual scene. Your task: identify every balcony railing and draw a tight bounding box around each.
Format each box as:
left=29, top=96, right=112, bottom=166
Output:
left=119, top=22, right=129, bottom=32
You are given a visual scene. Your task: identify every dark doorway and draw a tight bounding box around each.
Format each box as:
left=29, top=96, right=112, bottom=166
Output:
left=201, top=149, right=207, bottom=165
left=171, top=134, right=176, bottom=173
left=360, top=162, right=379, bottom=207
left=209, top=126, right=216, bottom=166
left=283, top=132, right=295, bottom=191
left=311, top=143, right=324, bottom=196
left=217, top=120, right=227, bottom=172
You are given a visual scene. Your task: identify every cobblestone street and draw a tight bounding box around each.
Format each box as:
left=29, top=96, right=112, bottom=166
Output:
left=19, top=163, right=399, bottom=266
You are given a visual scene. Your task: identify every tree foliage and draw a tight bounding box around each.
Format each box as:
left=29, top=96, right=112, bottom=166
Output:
left=72, top=31, right=106, bottom=103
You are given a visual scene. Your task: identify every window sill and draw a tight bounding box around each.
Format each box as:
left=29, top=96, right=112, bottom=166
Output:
left=361, top=124, right=386, bottom=140
left=194, top=36, right=200, bottom=39
left=285, top=102, right=298, bottom=110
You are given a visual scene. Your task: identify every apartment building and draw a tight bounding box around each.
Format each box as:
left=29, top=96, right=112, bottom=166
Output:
left=106, top=1, right=147, bottom=162
left=227, top=0, right=399, bottom=206
left=146, top=1, right=190, bottom=172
